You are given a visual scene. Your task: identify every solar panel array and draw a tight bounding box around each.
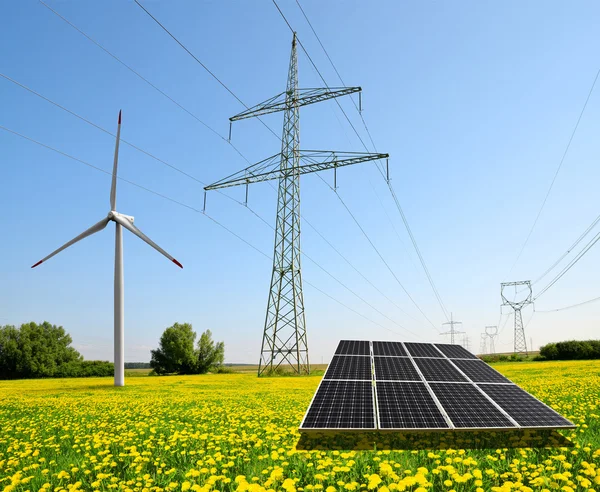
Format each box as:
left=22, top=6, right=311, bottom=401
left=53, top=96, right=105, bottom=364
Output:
left=300, top=340, right=574, bottom=431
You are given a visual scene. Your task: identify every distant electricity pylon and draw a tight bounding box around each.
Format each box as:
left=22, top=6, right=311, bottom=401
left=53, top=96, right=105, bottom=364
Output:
left=479, top=333, right=487, bottom=355
left=440, top=312, right=464, bottom=345
left=501, top=281, right=532, bottom=355
left=205, top=34, right=388, bottom=376
left=485, top=325, right=498, bottom=354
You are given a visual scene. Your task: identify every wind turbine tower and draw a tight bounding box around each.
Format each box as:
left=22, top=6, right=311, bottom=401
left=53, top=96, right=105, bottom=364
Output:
left=31, top=111, right=183, bottom=386
left=205, top=34, right=388, bottom=375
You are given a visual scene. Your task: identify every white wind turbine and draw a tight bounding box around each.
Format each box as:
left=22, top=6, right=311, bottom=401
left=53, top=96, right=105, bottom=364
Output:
left=31, top=111, right=183, bottom=386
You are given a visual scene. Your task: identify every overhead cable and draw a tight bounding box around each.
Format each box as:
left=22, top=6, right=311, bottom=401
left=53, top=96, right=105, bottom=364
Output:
left=508, top=66, right=600, bottom=274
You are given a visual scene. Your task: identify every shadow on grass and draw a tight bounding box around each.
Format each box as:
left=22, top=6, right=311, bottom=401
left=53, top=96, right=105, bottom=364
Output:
left=296, top=429, right=573, bottom=451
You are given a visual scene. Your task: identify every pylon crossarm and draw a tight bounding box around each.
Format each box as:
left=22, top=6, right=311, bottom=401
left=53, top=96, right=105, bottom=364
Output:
left=205, top=150, right=389, bottom=191
left=230, top=87, right=361, bottom=121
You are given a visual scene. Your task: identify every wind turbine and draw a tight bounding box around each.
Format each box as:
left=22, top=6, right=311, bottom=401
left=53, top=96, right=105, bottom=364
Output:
left=31, top=111, right=183, bottom=387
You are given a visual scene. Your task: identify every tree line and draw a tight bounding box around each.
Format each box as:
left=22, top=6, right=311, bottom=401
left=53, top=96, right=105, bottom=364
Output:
left=0, top=321, right=225, bottom=379
left=538, top=340, right=600, bottom=360
left=0, top=322, right=113, bottom=379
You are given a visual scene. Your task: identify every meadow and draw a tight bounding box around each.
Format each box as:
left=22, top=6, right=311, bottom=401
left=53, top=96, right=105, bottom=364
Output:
left=0, top=360, right=598, bottom=492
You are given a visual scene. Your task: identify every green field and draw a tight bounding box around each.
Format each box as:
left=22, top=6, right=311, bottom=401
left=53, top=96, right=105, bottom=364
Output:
left=0, top=360, right=598, bottom=491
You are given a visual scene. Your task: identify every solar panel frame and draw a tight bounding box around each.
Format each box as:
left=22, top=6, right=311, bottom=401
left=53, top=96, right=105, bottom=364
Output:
left=299, top=379, right=377, bottom=430
left=323, top=355, right=372, bottom=380
left=372, top=341, right=408, bottom=357
left=478, top=383, right=576, bottom=429
left=334, top=340, right=371, bottom=356
left=299, top=340, right=574, bottom=432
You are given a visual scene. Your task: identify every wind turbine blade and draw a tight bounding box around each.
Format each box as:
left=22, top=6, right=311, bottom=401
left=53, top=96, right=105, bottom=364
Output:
left=31, top=217, right=110, bottom=268
left=110, top=110, right=122, bottom=210
left=112, top=214, right=183, bottom=268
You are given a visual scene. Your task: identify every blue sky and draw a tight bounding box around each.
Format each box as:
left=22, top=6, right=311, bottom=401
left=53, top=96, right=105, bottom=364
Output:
left=1, top=1, right=599, bottom=364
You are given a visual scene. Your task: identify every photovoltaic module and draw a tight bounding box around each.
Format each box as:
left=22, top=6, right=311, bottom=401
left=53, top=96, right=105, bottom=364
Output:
left=299, top=340, right=574, bottom=431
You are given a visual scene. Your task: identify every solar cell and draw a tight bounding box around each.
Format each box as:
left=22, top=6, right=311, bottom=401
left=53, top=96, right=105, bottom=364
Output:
left=404, top=342, right=444, bottom=358
left=414, top=358, right=468, bottom=382
left=374, top=356, right=420, bottom=381
left=335, top=340, right=370, bottom=356
left=372, top=341, right=408, bottom=357
left=478, top=384, right=575, bottom=428
left=324, top=355, right=372, bottom=380
left=452, top=359, right=511, bottom=383
left=301, top=380, right=375, bottom=429
left=430, top=383, right=516, bottom=428
left=434, top=343, right=479, bottom=360
left=376, top=382, right=449, bottom=429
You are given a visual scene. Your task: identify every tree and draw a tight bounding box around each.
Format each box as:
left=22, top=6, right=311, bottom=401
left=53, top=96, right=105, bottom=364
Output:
left=0, top=322, right=112, bottom=379
left=150, top=322, right=197, bottom=375
left=196, top=329, right=225, bottom=374
left=150, top=324, right=225, bottom=375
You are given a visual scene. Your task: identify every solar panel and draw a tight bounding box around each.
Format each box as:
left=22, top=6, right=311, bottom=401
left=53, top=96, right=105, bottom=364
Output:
left=301, top=380, right=375, bottom=429
left=478, top=384, right=574, bottom=428
left=334, top=340, right=370, bottom=356
left=404, top=342, right=443, bottom=358
left=300, top=340, right=574, bottom=432
left=434, top=343, right=479, bottom=360
left=414, top=357, right=468, bottom=382
left=376, top=382, right=449, bottom=429
left=324, top=355, right=372, bottom=380
left=374, top=356, right=420, bottom=381
left=452, top=359, right=511, bottom=383
left=430, top=383, right=516, bottom=428
left=372, top=341, right=408, bottom=357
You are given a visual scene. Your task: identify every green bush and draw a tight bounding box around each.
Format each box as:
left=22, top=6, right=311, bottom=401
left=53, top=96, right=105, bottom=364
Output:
left=538, top=339, right=600, bottom=360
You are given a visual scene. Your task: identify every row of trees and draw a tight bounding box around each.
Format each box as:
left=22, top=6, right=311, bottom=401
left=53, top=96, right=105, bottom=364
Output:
left=538, top=340, right=600, bottom=360
left=0, top=322, right=113, bottom=379
left=150, top=323, right=224, bottom=375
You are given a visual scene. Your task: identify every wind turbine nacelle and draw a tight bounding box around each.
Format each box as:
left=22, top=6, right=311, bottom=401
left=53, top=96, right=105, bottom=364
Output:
left=109, top=211, right=134, bottom=224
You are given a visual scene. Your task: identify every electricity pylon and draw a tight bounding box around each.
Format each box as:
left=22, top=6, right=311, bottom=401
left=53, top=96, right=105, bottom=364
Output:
left=485, top=325, right=498, bottom=354
left=479, top=333, right=488, bottom=355
left=440, top=312, right=463, bottom=345
left=501, top=281, right=532, bottom=355
left=205, top=34, right=388, bottom=376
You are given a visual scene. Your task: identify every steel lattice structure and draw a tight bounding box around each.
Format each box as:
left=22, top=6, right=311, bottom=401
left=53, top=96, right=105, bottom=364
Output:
left=501, top=281, right=532, bottom=355
left=205, top=34, right=388, bottom=375
left=440, top=312, right=463, bottom=345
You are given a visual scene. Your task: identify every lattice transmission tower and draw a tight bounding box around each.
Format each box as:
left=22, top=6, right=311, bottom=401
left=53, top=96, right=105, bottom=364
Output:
left=501, top=281, right=532, bottom=355
left=485, top=325, right=498, bottom=354
left=205, top=34, right=388, bottom=376
left=440, top=312, right=463, bottom=345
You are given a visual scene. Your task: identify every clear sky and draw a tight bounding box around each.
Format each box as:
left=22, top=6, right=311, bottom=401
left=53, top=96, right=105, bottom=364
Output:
left=1, top=1, right=599, bottom=364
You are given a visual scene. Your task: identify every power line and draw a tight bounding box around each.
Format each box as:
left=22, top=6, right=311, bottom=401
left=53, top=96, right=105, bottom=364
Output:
left=2, top=54, right=419, bottom=338
left=317, top=174, right=440, bottom=332
left=38, top=1, right=251, bottom=165
left=133, top=0, right=279, bottom=141
left=508, top=65, right=600, bottom=274
left=1, top=74, right=416, bottom=336
left=2, top=124, right=411, bottom=338
left=531, top=209, right=600, bottom=286
left=125, top=1, right=437, bottom=329
left=276, top=0, right=450, bottom=322
left=536, top=294, right=600, bottom=312
left=535, top=228, right=600, bottom=299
